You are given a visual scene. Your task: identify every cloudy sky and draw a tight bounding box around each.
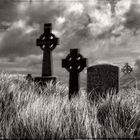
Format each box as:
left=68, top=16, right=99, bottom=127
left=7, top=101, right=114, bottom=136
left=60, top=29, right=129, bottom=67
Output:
left=0, top=0, right=140, bottom=84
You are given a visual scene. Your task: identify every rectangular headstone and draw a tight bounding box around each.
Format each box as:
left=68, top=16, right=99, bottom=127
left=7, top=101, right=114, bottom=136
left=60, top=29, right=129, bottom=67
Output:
left=120, top=63, right=137, bottom=90
left=120, top=74, right=137, bottom=90
left=87, top=64, right=119, bottom=101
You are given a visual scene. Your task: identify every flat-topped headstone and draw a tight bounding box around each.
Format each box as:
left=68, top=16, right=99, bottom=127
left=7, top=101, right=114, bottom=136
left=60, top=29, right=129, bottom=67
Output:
left=62, top=49, right=87, bottom=100
left=120, top=63, right=137, bottom=90
left=35, top=23, right=59, bottom=86
left=87, top=64, right=119, bottom=101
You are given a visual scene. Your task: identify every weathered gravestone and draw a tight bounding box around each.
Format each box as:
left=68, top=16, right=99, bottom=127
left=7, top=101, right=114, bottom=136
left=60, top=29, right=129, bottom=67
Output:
left=87, top=64, right=119, bottom=101
left=34, top=23, right=59, bottom=86
left=120, top=63, right=137, bottom=90
left=62, top=49, right=87, bottom=100
left=25, top=74, right=33, bottom=82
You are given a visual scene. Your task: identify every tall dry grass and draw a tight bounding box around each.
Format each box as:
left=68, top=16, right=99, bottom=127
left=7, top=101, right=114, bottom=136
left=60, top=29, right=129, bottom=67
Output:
left=0, top=72, right=140, bottom=138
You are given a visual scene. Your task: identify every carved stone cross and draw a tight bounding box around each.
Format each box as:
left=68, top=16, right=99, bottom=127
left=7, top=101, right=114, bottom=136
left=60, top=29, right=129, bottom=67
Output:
left=121, top=63, right=133, bottom=75
left=36, top=23, right=59, bottom=77
left=62, top=49, right=87, bottom=100
left=35, top=23, right=59, bottom=86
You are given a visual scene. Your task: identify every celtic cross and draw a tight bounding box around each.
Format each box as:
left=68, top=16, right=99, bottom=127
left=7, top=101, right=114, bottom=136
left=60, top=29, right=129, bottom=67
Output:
left=62, top=49, right=87, bottom=100
left=121, top=63, right=133, bottom=74
left=36, top=23, right=59, bottom=77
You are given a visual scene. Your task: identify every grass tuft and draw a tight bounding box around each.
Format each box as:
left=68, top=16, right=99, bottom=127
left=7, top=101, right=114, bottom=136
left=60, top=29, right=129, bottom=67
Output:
left=0, top=72, right=140, bottom=138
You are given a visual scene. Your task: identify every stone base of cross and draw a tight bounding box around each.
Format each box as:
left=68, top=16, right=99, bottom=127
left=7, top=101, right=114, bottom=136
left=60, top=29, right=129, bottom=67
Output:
left=34, top=76, right=56, bottom=87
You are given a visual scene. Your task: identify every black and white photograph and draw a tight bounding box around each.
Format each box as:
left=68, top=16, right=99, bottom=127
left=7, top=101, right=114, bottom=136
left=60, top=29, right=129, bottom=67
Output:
left=0, top=0, right=140, bottom=139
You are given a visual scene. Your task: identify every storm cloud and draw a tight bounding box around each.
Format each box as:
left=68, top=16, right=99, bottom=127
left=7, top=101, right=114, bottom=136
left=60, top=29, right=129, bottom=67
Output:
left=0, top=0, right=140, bottom=77
left=123, top=0, right=140, bottom=34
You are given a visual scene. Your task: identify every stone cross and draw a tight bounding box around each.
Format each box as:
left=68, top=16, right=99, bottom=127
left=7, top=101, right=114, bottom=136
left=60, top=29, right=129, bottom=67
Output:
left=35, top=23, right=59, bottom=85
left=121, top=63, right=133, bottom=75
left=62, top=49, right=87, bottom=100
left=36, top=23, right=59, bottom=77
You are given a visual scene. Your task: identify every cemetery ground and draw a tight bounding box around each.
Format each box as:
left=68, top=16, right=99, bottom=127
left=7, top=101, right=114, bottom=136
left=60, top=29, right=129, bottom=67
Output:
left=1, top=72, right=140, bottom=139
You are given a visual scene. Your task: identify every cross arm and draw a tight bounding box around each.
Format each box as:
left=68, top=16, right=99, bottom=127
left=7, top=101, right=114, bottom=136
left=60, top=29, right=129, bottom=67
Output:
left=36, top=39, right=44, bottom=46
left=62, top=59, right=68, bottom=68
left=80, top=58, right=87, bottom=67
left=54, top=37, right=59, bottom=46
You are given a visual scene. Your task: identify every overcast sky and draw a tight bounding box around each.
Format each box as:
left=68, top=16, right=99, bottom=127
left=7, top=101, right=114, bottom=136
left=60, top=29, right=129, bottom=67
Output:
left=0, top=0, right=140, bottom=83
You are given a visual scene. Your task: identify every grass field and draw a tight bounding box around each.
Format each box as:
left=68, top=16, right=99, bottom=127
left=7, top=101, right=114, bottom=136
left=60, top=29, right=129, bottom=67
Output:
left=0, top=72, right=140, bottom=139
